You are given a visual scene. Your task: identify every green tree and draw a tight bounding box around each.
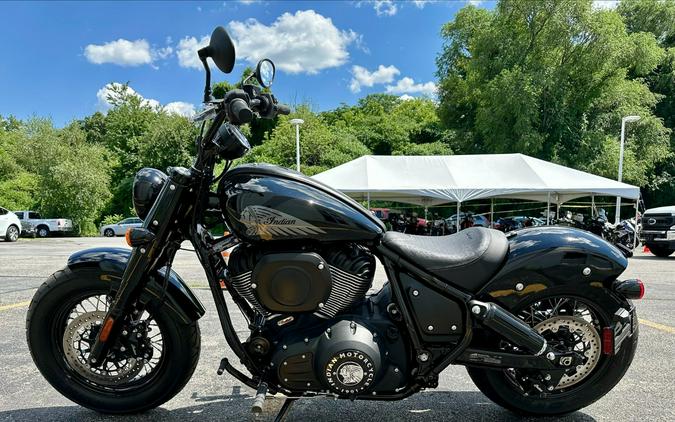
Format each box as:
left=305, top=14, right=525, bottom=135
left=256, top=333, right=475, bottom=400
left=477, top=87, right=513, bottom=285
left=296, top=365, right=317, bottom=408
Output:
left=245, top=105, right=370, bottom=175
left=436, top=0, right=671, bottom=188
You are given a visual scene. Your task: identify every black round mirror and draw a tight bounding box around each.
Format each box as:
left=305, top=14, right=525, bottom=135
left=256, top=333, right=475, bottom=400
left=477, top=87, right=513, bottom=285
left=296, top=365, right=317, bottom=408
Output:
left=209, top=26, right=235, bottom=74
left=255, top=59, right=275, bottom=88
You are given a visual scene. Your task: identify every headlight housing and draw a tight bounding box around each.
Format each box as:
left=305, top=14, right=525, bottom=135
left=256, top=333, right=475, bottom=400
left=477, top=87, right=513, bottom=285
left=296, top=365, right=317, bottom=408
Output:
left=133, top=168, right=168, bottom=220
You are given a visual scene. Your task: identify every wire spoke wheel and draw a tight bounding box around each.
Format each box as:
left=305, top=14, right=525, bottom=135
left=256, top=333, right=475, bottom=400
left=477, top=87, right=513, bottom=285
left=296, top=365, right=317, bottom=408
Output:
left=59, top=293, right=165, bottom=391
left=504, top=296, right=604, bottom=396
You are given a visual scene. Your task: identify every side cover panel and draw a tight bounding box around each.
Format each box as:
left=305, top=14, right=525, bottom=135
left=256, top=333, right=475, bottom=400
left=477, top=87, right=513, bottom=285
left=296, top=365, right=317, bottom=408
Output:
left=67, top=247, right=205, bottom=323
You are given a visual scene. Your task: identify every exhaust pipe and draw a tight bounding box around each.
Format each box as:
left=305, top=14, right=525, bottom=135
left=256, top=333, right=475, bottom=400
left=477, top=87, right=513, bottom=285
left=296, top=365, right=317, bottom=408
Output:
left=469, top=300, right=547, bottom=356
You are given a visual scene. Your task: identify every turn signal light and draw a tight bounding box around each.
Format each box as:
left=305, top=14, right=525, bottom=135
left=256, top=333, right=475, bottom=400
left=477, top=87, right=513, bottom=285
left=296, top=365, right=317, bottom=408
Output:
left=125, top=227, right=156, bottom=248
left=612, top=278, right=644, bottom=300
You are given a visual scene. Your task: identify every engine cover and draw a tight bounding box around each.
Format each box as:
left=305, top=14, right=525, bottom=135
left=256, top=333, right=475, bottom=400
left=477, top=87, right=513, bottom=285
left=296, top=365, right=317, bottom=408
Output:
left=227, top=244, right=374, bottom=318
left=253, top=252, right=331, bottom=313
left=267, top=285, right=409, bottom=397
left=317, top=320, right=380, bottom=395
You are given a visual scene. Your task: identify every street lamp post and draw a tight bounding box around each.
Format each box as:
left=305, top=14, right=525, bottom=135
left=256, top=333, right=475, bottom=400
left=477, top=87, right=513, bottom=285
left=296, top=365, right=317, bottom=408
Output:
left=289, top=118, right=304, bottom=172
left=615, top=115, right=641, bottom=224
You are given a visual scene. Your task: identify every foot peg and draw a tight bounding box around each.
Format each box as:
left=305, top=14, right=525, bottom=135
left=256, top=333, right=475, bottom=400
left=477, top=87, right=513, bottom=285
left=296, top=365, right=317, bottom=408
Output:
left=251, top=382, right=268, bottom=414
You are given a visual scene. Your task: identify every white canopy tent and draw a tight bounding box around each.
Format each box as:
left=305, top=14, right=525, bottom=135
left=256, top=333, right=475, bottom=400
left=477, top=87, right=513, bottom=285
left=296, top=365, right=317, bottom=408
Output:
left=312, top=154, right=640, bottom=227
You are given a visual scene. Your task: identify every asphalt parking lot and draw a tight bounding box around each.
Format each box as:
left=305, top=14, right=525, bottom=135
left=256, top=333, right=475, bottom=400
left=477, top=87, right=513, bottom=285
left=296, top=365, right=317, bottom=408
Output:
left=0, top=237, right=674, bottom=422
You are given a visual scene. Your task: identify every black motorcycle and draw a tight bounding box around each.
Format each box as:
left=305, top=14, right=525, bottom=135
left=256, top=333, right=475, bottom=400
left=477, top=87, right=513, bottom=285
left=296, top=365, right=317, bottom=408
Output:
left=27, top=27, right=644, bottom=418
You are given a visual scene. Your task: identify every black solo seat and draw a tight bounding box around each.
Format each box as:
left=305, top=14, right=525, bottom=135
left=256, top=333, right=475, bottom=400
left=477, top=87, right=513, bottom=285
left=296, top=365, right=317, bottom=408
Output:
left=382, top=227, right=509, bottom=292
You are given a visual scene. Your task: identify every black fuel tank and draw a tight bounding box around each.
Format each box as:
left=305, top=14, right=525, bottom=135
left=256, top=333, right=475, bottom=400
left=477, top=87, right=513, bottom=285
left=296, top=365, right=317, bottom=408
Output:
left=218, top=164, right=385, bottom=243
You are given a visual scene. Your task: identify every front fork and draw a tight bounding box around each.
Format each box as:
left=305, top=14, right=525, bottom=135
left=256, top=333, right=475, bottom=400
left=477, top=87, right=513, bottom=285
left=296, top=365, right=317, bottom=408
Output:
left=88, top=167, right=193, bottom=367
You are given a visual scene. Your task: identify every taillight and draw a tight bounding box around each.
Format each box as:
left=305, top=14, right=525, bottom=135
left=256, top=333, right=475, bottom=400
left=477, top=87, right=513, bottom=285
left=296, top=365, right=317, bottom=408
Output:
left=612, top=279, right=645, bottom=299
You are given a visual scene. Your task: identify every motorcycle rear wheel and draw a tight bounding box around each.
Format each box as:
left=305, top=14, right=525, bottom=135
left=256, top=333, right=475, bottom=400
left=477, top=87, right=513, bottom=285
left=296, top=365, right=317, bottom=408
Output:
left=467, top=288, right=638, bottom=416
left=26, top=267, right=201, bottom=414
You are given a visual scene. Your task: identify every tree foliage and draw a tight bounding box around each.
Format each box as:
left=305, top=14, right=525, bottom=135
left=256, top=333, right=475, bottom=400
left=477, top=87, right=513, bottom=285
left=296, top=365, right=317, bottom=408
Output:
left=436, top=0, right=671, bottom=189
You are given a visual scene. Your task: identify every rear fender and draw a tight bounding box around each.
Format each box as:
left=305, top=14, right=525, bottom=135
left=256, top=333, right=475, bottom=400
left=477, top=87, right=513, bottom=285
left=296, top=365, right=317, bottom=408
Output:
left=67, top=247, right=205, bottom=324
left=477, top=227, right=628, bottom=310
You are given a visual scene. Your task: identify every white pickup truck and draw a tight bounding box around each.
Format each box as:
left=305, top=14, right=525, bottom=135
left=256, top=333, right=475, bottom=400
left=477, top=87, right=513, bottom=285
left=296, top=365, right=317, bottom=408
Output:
left=13, top=210, right=74, bottom=238
left=639, top=205, right=675, bottom=257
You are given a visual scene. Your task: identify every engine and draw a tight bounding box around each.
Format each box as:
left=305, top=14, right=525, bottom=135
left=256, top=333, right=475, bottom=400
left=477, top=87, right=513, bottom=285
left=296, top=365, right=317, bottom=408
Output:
left=227, top=243, right=375, bottom=318
left=227, top=243, right=409, bottom=396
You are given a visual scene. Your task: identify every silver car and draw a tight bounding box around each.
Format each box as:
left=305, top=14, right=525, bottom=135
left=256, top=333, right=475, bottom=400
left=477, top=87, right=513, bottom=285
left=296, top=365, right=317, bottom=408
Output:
left=100, top=217, right=143, bottom=237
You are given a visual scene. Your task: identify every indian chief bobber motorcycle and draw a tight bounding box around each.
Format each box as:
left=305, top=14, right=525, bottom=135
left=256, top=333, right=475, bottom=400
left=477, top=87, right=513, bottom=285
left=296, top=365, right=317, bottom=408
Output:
left=26, top=26, right=644, bottom=418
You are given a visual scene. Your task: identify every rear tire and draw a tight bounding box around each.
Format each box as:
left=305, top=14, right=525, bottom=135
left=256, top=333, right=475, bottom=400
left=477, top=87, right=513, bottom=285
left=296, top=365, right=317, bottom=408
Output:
left=26, top=267, right=201, bottom=414
left=467, top=288, right=638, bottom=416
left=103, top=228, right=115, bottom=237
left=647, top=244, right=673, bottom=257
left=36, top=225, right=49, bottom=238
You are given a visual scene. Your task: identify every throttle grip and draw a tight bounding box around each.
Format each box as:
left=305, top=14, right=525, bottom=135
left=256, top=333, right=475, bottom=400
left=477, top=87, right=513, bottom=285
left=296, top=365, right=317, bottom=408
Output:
left=229, top=98, right=253, bottom=124
left=276, top=104, right=291, bottom=115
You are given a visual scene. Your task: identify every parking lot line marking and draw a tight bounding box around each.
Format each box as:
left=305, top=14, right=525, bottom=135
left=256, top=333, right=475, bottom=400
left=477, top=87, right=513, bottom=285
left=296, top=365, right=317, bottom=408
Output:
left=0, top=300, right=30, bottom=311
left=640, top=319, right=675, bottom=334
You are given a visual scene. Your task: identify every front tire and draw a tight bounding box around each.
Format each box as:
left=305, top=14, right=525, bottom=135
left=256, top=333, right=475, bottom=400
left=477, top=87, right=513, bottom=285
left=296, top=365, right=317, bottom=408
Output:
left=103, top=228, right=115, bottom=237
left=467, top=289, right=638, bottom=416
left=26, top=267, right=201, bottom=414
left=5, top=224, right=19, bottom=242
left=647, top=244, right=674, bottom=257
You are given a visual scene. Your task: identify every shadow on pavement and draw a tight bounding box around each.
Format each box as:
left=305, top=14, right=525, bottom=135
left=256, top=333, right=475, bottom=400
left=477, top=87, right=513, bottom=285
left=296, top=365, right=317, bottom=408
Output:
left=0, top=391, right=596, bottom=422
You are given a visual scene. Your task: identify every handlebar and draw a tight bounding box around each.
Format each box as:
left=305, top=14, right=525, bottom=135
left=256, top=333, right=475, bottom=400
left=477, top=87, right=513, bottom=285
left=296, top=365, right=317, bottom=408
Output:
left=276, top=104, right=291, bottom=115
left=229, top=98, right=253, bottom=124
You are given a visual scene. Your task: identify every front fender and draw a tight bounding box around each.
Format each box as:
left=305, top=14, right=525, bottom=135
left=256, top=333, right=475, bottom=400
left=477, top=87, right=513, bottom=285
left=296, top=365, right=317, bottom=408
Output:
left=477, top=227, right=628, bottom=309
left=68, top=247, right=206, bottom=324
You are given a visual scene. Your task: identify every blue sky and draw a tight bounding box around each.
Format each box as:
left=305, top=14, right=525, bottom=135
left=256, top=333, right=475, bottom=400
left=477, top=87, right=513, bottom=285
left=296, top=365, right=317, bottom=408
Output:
left=0, top=1, right=492, bottom=126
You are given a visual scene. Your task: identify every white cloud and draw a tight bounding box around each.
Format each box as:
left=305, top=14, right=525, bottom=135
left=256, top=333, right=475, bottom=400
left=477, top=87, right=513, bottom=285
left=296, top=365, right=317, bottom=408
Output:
left=176, top=35, right=212, bottom=69
left=96, top=83, right=195, bottom=117
left=85, top=39, right=153, bottom=66
left=349, top=64, right=400, bottom=93
left=592, top=0, right=619, bottom=10
left=468, top=0, right=483, bottom=5
left=385, top=77, right=437, bottom=96
left=399, top=94, right=415, bottom=101
left=238, top=0, right=258, bottom=4
left=228, top=10, right=358, bottom=74
left=374, top=0, right=397, bottom=16
left=413, top=1, right=433, bottom=9
left=164, top=101, right=196, bottom=117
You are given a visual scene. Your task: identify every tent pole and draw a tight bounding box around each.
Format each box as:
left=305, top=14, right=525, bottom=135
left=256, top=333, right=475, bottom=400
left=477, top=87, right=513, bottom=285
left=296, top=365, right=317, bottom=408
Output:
left=591, top=194, right=595, bottom=217
left=634, top=199, right=639, bottom=250
left=367, top=192, right=370, bottom=211
left=556, top=193, right=560, bottom=222
left=457, top=201, right=461, bottom=232
left=424, top=207, right=428, bottom=221
left=546, top=193, right=551, bottom=226
left=490, top=198, right=494, bottom=228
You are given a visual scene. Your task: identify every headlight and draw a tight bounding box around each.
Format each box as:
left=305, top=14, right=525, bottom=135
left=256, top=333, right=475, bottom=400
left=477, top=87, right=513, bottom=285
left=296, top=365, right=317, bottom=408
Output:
left=133, top=168, right=168, bottom=220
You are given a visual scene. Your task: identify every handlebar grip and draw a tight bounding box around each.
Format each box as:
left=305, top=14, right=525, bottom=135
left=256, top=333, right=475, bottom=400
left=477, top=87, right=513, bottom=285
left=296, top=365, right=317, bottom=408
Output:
left=276, top=104, right=291, bottom=115
left=229, top=98, right=253, bottom=124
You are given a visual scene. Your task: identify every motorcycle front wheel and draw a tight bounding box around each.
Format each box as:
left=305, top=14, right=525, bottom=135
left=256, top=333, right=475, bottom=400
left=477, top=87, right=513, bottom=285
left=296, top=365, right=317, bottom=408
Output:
left=26, top=267, right=201, bottom=414
left=467, top=287, right=638, bottom=416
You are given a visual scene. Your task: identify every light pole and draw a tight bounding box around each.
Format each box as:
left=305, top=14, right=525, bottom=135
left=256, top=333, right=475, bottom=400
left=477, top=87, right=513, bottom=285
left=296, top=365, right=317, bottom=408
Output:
left=289, top=118, right=304, bottom=172
left=615, top=115, right=640, bottom=224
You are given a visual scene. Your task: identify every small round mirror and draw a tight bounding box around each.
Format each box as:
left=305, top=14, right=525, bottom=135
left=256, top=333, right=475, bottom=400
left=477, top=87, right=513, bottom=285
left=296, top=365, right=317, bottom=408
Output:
left=255, top=59, right=275, bottom=88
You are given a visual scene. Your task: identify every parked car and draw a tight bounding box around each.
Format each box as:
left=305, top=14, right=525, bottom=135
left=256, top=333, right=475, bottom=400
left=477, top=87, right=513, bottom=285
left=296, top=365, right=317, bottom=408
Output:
left=100, top=217, right=143, bottom=237
left=640, top=205, right=675, bottom=257
left=13, top=211, right=73, bottom=238
left=0, top=207, right=21, bottom=242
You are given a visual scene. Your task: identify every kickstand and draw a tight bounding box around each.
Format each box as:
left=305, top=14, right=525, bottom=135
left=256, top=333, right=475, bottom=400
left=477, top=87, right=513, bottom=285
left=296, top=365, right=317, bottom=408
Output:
left=274, top=398, right=297, bottom=422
